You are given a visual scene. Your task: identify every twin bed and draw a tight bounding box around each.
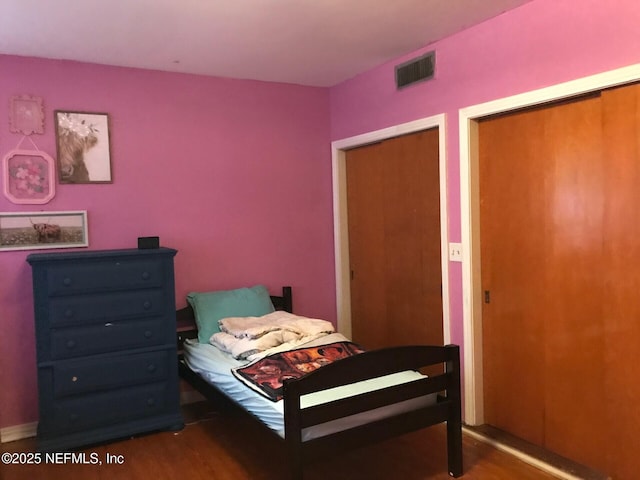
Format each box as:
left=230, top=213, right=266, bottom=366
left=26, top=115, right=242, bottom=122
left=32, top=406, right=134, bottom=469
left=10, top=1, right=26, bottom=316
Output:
left=176, top=286, right=463, bottom=479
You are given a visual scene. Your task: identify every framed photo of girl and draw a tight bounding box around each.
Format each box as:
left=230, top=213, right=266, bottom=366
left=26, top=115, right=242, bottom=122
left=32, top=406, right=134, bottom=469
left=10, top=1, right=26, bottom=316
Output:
left=54, top=111, right=113, bottom=184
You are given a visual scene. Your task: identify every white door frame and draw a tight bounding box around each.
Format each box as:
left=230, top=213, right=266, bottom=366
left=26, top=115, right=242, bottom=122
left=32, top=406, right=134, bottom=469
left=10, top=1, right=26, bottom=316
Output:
left=459, top=63, right=640, bottom=425
left=331, top=114, right=451, bottom=344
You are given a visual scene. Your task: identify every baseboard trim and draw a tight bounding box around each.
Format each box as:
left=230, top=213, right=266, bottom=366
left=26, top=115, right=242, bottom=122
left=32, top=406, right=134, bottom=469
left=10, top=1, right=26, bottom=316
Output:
left=463, top=426, right=609, bottom=480
left=0, top=422, right=37, bottom=443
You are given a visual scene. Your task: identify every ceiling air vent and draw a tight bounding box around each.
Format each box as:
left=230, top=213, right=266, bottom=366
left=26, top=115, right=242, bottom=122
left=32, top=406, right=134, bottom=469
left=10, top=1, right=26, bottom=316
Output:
left=395, top=51, right=435, bottom=89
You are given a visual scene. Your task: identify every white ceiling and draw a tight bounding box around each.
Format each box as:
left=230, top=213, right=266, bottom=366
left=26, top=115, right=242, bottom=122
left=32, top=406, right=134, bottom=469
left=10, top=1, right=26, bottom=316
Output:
left=0, top=0, right=532, bottom=87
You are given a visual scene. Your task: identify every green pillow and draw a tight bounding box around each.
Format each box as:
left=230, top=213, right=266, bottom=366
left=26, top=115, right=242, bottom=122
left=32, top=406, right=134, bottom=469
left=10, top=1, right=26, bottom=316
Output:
left=187, top=285, right=275, bottom=344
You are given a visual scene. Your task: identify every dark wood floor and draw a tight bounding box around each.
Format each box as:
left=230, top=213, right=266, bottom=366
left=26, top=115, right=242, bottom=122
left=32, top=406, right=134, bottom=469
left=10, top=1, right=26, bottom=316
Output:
left=1, top=402, right=560, bottom=480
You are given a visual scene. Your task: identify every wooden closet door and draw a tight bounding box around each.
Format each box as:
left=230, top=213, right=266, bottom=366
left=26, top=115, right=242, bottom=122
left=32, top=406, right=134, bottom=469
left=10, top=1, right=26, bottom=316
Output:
left=481, top=83, right=640, bottom=479
left=541, top=96, right=607, bottom=469
left=480, top=95, right=607, bottom=468
left=346, top=140, right=388, bottom=349
left=601, top=83, right=640, bottom=480
left=479, top=107, right=548, bottom=446
left=346, top=128, right=443, bottom=350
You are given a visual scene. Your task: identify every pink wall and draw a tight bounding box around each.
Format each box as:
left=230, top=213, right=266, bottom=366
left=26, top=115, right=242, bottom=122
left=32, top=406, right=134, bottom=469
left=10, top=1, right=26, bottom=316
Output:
left=329, top=0, right=640, bottom=368
left=0, top=56, right=332, bottom=428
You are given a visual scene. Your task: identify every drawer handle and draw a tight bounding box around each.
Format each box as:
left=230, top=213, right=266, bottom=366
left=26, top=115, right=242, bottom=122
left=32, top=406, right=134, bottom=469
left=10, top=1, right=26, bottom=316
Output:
left=147, top=398, right=156, bottom=407
left=64, top=309, right=74, bottom=318
left=144, top=330, right=153, bottom=339
left=147, top=364, right=157, bottom=373
left=141, top=272, right=150, bottom=280
left=69, top=413, right=79, bottom=422
left=71, top=376, right=78, bottom=382
left=143, top=301, right=152, bottom=309
left=63, top=277, right=72, bottom=286
left=66, top=340, right=76, bottom=349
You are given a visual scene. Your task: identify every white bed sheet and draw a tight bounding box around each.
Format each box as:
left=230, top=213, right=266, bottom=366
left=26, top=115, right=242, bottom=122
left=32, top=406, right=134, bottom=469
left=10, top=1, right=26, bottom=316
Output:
left=183, top=333, right=436, bottom=441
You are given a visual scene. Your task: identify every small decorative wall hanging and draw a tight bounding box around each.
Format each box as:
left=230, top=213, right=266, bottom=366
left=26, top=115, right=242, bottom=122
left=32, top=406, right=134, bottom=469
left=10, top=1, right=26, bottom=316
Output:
left=2, top=149, right=56, bottom=204
left=0, top=210, right=88, bottom=252
left=9, top=95, right=45, bottom=135
left=55, top=111, right=112, bottom=184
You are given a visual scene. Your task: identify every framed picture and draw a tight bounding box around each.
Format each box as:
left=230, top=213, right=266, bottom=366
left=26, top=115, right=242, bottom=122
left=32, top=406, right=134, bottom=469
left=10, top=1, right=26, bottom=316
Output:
left=54, top=111, right=112, bottom=184
left=0, top=211, right=88, bottom=252
left=3, top=149, right=56, bottom=204
left=9, top=95, right=44, bottom=135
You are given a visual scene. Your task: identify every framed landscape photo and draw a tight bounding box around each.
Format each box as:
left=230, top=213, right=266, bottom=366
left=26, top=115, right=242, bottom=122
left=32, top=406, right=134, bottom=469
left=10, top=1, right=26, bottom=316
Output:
left=0, top=211, right=89, bottom=252
left=3, top=149, right=56, bottom=204
left=54, top=111, right=112, bottom=184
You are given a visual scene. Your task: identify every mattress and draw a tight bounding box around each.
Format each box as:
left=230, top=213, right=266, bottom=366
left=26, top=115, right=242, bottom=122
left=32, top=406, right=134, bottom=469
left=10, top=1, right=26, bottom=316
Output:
left=183, top=333, right=437, bottom=441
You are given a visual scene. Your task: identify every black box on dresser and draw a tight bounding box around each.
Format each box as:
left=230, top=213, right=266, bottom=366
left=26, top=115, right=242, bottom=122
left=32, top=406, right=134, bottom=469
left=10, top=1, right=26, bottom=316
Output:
left=27, top=248, right=184, bottom=452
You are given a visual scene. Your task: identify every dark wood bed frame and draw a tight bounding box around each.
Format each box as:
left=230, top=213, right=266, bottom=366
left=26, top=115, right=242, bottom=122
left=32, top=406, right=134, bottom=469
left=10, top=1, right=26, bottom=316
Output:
left=176, top=286, right=463, bottom=479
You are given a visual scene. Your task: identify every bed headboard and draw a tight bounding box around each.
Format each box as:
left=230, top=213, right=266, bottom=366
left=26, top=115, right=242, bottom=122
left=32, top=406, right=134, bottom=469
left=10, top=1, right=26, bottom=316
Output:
left=272, top=285, right=293, bottom=313
left=176, top=285, right=293, bottom=326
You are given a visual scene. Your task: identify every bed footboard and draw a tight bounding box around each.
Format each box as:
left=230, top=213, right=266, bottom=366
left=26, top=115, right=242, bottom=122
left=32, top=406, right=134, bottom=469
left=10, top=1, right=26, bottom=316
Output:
left=283, top=344, right=462, bottom=479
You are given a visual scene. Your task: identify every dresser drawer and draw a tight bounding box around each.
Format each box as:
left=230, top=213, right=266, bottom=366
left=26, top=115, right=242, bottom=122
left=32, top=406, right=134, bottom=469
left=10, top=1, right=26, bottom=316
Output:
left=53, top=350, right=170, bottom=397
left=44, top=383, right=171, bottom=434
left=46, top=259, right=164, bottom=295
left=51, top=317, right=169, bottom=359
left=49, top=290, right=166, bottom=327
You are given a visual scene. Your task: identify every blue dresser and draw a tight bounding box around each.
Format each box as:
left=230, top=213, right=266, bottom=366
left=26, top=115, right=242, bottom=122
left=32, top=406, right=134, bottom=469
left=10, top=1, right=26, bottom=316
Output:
left=27, top=248, right=183, bottom=451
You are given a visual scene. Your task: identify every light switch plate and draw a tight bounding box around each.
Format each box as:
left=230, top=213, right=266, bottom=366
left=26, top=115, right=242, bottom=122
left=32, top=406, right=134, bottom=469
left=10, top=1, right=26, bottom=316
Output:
left=449, top=243, right=463, bottom=262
